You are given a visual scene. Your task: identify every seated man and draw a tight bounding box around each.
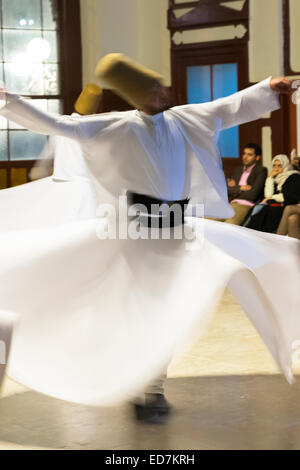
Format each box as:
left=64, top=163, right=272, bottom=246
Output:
left=226, top=143, right=267, bottom=225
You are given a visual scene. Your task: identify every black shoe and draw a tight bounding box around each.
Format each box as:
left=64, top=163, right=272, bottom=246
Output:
left=145, top=393, right=171, bottom=415
left=132, top=394, right=171, bottom=424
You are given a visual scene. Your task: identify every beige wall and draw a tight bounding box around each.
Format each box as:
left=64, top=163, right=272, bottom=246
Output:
left=80, top=0, right=298, bottom=82
left=80, top=0, right=300, bottom=85
left=80, top=0, right=102, bottom=87
left=249, top=0, right=283, bottom=83
left=289, top=0, right=300, bottom=73
left=80, top=0, right=171, bottom=87
left=137, top=0, right=171, bottom=85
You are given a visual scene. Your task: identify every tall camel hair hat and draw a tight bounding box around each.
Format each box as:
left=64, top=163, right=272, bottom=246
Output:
left=95, top=53, right=164, bottom=109
left=74, top=83, right=103, bottom=115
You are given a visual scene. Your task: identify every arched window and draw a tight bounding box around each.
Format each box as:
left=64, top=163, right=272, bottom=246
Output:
left=0, top=0, right=82, bottom=188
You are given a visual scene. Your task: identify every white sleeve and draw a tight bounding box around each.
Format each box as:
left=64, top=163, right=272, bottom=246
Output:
left=0, top=91, right=125, bottom=141
left=0, top=91, right=80, bottom=139
left=38, top=137, right=54, bottom=160
left=264, top=177, right=275, bottom=198
left=174, top=77, right=280, bottom=133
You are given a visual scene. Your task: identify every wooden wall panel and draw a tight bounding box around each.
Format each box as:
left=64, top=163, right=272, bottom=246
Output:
left=0, top=169, right=7, bottom=190
left=10, top=168, right=27, bottom=187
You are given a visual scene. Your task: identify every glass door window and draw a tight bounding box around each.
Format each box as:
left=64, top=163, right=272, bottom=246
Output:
left=187, top=63, right=239, bottom=158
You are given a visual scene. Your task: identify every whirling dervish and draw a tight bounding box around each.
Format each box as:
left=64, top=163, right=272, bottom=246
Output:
left=0, top=54, right=299, bottom=425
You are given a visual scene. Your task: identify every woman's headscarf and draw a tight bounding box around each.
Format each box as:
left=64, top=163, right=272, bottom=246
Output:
left=272, top=154, right=299, bottom=190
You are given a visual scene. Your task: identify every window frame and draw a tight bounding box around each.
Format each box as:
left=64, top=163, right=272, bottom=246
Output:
left=0, top=0, right=82, bottom=187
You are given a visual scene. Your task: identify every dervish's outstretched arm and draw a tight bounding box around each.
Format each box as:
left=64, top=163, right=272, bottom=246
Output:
left=174, top=77, right=294, bottom=133
left=0, top=89, right=126, bottom=141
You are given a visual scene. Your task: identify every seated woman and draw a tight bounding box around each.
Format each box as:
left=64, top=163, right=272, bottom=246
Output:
left=277, top=172, right=300, bottom=240
left=244, top=154, right=298, bottom=233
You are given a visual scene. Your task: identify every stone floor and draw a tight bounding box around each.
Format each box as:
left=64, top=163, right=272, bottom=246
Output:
left=1, top=290, right=300, bottom=450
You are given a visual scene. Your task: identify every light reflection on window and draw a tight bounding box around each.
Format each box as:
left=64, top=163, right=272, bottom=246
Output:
left=0, top=0, right=61, bottom=163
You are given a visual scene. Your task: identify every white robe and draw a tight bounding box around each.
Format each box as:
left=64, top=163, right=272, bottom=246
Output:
left=0, top=134, right=112, bottom=231
left=0, top=79, right=299, bottom=406
left=0, top=77, right=280, bottom=219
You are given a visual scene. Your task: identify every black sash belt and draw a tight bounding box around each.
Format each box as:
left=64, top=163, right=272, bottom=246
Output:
left=128, top=192, right=190, bottom=228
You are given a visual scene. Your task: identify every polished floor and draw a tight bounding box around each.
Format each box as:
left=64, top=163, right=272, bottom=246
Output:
left=1, top=290, right=300, bottom=450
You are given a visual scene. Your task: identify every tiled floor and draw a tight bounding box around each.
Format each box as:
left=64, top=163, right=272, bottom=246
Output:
left=1, top=290, right=300, bottom=450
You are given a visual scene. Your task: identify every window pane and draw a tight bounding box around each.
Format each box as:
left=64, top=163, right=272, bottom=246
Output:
left=9, top=131, right=47, bottom=160
left=187, top=66, right=211, bottom=104
left=0, top=64, right=3, bottom=86
left=3, top=30, right=55, bottom=64
left=217, top=127, right=239, bottom=158
left=44, top=63, right=59, bottom=94
left=0, top=0, right=61, bottom=180
left=0, top=66, right=5, bottom=126
left=3, top=29, right=41, bottom=62
left=2, top=0, right=41, bottom=29
left=4, top=62, right=44, bottom=94
left=213, top=63, right=238, bottom=100
left=43, top=31, right=58, bottom=62
left=0, top=132, right=8, bottom=160
left=213, top=63, right=239, bottom=158
left=42, top=0, right=57, bottom=30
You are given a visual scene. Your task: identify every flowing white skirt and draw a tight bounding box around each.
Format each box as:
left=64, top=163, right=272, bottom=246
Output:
left=0, top=178, right=299, bottom=406
left=0, top=176, right=98, bottom=231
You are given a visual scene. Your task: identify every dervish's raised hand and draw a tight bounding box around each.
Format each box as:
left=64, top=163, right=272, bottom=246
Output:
left=270, top=77, right=295, bottom=95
